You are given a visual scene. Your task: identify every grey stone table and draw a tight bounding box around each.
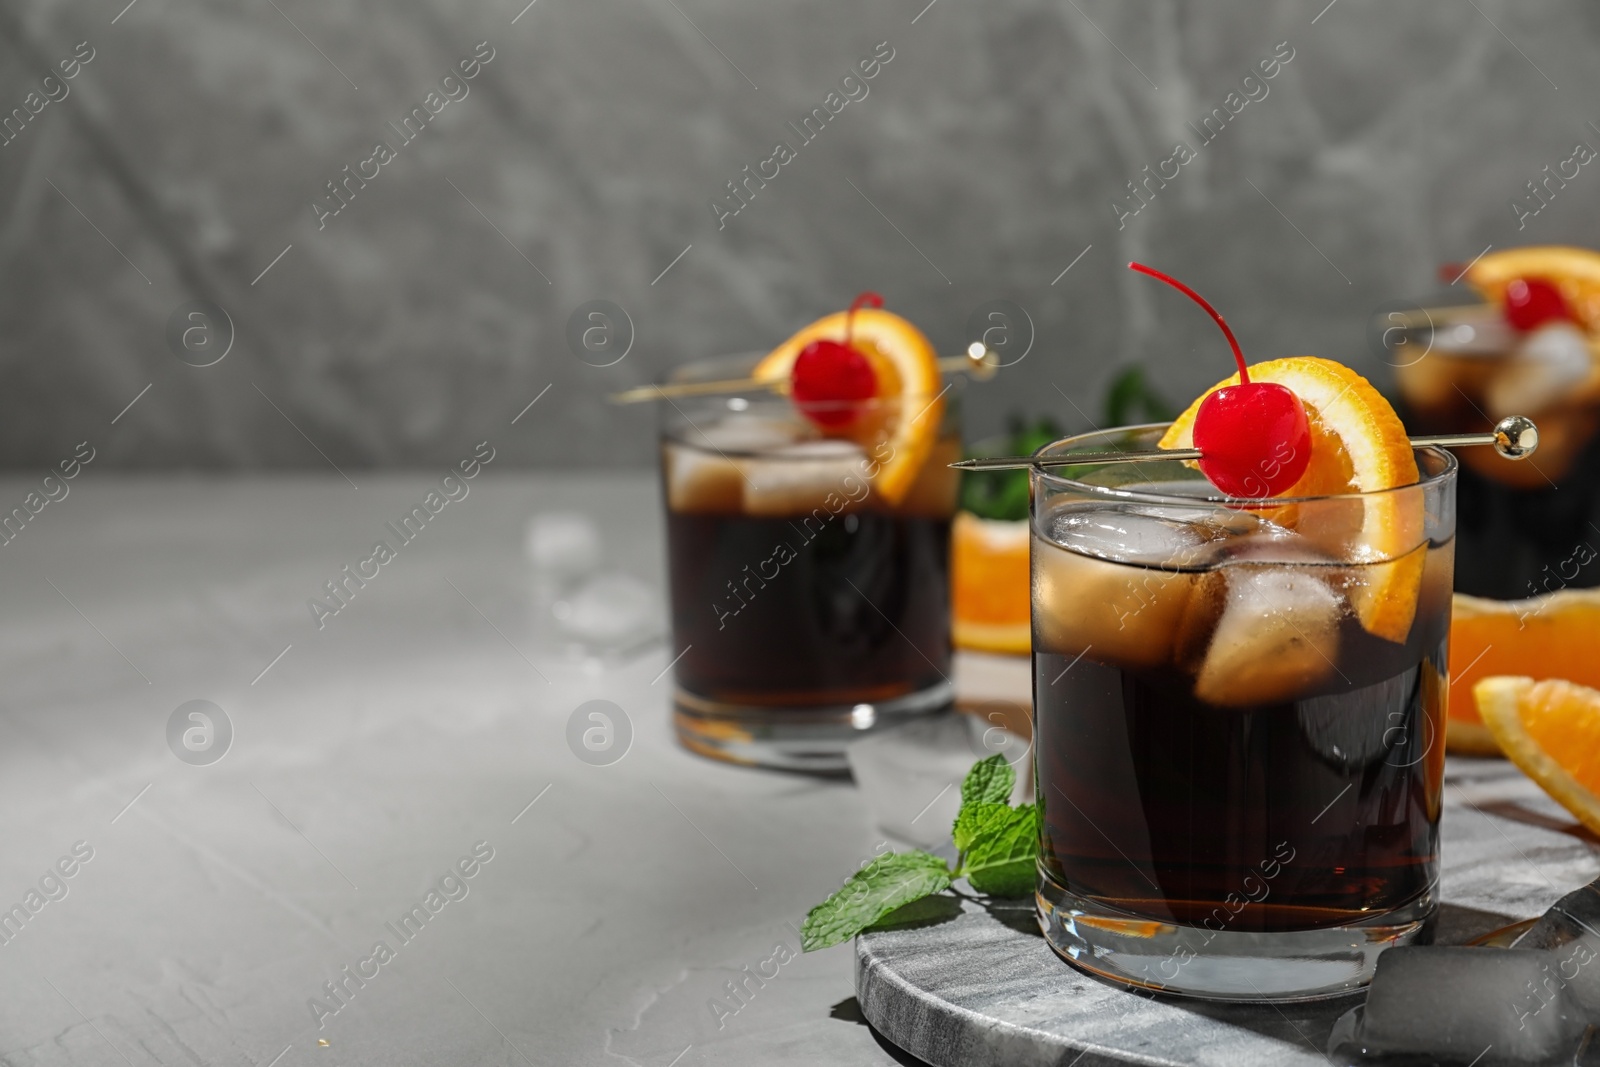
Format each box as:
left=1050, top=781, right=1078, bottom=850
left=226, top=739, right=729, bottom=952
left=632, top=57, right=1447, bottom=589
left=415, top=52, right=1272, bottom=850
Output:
left=0, top=471, right=1593, bottom=1067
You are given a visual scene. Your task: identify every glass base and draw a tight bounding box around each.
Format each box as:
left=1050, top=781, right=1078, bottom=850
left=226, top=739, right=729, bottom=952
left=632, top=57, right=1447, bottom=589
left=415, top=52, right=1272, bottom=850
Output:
left=672, top=680, right=954, bottom=774
left=1038, top=867, right=1436, bottom=1002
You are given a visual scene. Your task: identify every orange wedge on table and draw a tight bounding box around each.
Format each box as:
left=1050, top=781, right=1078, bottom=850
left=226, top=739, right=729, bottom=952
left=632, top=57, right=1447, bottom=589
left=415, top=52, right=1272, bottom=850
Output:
left=1159, top=357, right=1425, bottom=643
left=1447, top=589, right=1600, bottom=755
left=1476, top=676, right=1600, bottom=836
left=951, top=512, right=1031, bottom=654
left=753, top=309, right=943, bottom=506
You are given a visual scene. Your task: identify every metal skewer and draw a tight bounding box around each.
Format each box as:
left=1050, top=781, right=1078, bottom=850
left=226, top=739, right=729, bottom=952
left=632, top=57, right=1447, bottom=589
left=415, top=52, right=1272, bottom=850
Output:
left=1379, top=304, right=1498, bottom=331
left=610, top=375, right=779, bottom=403
left=949, top=415, right=1540, bottom=471
left=608, top=343, right=999, bottom=404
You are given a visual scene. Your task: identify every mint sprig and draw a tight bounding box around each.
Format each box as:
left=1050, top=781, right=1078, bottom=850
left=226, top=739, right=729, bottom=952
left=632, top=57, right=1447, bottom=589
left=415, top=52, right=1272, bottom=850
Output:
left=798, top=851, right=952, bottom=952
left=959, top=417, right=1064, bottom=522
left=800, top=754, right=1040, bottom=951
left=960, top=752, right=1015, bottom=808
left=959, top=803, right=1038, bottom=896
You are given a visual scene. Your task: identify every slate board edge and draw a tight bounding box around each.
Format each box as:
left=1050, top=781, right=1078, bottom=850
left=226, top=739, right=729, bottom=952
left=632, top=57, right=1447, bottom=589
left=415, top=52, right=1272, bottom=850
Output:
left=856, top=931, right=1174, bottom=1067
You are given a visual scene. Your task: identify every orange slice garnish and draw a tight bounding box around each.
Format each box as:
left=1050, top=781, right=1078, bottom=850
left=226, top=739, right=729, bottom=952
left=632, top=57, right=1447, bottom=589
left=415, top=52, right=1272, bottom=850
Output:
left=1448, top=588, right=1600, bottom=756
left=1459, top=246, right=1600, bottom=485
left=1160, top=357, right=1424, bottom=643
left=951, top=512, right=1031, bottom=654
left=1476, top=675, right=1600, bottom=836
left=753, top=308, right=943, bottom=506
left=1462, top=246, right=1600, bottom=333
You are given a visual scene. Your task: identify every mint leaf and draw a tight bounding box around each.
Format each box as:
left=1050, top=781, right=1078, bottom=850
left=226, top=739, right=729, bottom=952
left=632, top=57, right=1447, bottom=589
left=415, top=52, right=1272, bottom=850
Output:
left=960, top=754, right=1015, bottom=811
left=800, top=851, right=953, bottom=951
left=958, top=803, right=1038, bottom=897
left=1103, top=364, right=1176, bottom=428
left=953, top=800, right=1016, bottom=853
left=867, top=893, right=962, bottom=931
left=799, top=756, right=1037, bottom=948
left=959, top=467, right=1031, bottom=522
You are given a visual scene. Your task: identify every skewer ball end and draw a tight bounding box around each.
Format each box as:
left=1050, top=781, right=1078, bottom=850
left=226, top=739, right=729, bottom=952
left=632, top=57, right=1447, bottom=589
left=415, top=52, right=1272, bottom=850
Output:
left=1492, top=415, right=1539, bottom=460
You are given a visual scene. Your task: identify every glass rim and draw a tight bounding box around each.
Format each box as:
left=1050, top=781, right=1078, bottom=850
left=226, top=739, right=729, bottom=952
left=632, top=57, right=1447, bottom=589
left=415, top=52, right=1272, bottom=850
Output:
left=660, top=352, right=954, bottom=457
left=662, top=406, right=952, bottom=458
left=1374, top=300, right=1519, bottom=362
left=1031, top=422, right=1458, bottom=506
left=1369, top=300, right=1495, bottom=327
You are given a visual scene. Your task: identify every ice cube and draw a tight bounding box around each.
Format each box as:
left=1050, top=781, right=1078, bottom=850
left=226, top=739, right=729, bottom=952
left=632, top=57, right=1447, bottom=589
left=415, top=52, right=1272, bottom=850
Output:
left=554, top=572, right=661, bottom=649
left=1516, top=881, right=1600, bottom=951
left=1032, top=529, right=1223, bottom=670
left=1045, top=505, right=1239, bottom=567
left=1219, top=515, right=1335, bottom=565
left=1330, top=946, right=1588, bottom=1065
left=693, top=413, right=803, bottom=452
left=1487, top=320, right=1594, bottom=417
left=525, top=512, right=602, bottom=578
left=1514, top=879, right=1600, bottom=1018
left=1193, top=565, right=1342, bottom=707
left=663, top=442, right=745, bottom=513
left=742, top=439, right=870, bottom=518
left=663, top=415, right=802, bottom=514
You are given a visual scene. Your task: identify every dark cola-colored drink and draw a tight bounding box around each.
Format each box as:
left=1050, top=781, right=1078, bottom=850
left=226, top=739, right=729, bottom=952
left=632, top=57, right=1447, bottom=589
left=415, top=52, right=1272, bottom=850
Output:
left=666, top=509, right=951, bottom=705
left=1391, top=322, right=1600, bottom=599
left=1032, top=497, right=1452, bottom=932
left=660, top=409, right=958, bottom=769
left=1029, top=428, right=1457, bottom=1000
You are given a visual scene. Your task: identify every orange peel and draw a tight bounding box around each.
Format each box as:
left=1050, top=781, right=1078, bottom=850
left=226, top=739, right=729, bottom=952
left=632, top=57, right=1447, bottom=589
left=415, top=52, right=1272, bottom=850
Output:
left=951, top=512, right=1030, bottom=655
left=754, top=308, right=943, bottom=506
left=1477, top=675, right=1600, bottom=836
left=1448, top=588, right=1600, bottom=755
left=1160, top=357, right=1424, bottom=643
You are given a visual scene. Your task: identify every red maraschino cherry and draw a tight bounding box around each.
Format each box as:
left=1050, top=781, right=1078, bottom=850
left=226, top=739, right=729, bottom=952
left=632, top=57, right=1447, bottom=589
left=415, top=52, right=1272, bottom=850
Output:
left=1503, top=277, right=1575, bottom=332
left=791, top=292, right=883, bottom=427
left=1129, top=262, right=1312, bottom=497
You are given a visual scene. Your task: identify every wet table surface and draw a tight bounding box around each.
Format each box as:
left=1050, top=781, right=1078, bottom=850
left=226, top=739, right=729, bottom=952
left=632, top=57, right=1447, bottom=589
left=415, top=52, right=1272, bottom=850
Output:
left=0, top=472, right=1593, bottom=1067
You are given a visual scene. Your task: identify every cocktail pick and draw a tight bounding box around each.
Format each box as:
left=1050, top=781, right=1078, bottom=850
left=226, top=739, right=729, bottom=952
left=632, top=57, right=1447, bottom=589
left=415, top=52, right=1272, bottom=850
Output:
left=607, top=343, right=998, bottom=405
left=1128, top=262, right=1312, bottom=496
left=949, top=414, right=1540, bottom=472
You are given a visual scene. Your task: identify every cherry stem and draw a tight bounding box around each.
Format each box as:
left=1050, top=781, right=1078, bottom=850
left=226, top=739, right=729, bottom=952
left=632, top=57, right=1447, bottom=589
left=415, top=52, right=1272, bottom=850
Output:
left=1128, top=262, right=1249, bottom=384
left=845, top=291, right=884, bottom=347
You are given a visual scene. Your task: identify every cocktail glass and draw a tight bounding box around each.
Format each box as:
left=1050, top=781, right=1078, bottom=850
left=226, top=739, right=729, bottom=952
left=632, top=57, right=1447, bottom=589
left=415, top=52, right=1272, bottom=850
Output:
left=1031, top=424, right=1456, bottom=1000
left=1385, top=304, right=1600, bottom=599
left=660, top=354, right=960, bottom=772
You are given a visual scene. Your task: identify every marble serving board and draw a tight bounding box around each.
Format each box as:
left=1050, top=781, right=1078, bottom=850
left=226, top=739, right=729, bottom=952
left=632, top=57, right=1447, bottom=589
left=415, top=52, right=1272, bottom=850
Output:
left=856, top=758, right=1600, bottom=1067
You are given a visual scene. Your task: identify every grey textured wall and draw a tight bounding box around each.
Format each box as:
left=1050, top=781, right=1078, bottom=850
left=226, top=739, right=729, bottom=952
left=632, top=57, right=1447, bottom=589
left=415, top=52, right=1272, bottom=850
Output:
left=1, top=0, right=1598, bottom=469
